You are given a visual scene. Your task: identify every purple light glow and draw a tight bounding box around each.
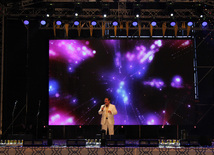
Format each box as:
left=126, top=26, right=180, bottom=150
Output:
left=40, top=20, right=46, bottom=25
left=56, top=21, right=62, bottom=26
left=49, top=39, right=193, bottom=125
left=91, top=21, right=97, bottom=26
left=49, top=113, right=75, bottom=125
left=202, top=21, right=208, bottom=27
left=146, top=114, right=161, bottom=125
left=187, top=22, right=193, bottom=27
left=132, top=21, right=138, bottom=27
left=171, top=75, right=183, bottom=88
left=143, top=79, right=165, bottom=89
left=74, top=21, right=79, bottom=26
left=113, top=21, right=118, bottom=26
left=170, top=22, right=176, bottom=27
left=49, top=40, right=95, bottom=72
left=55, top=93, right=60, bottom=98
left=151, top=21, right=157, bottom=26
left=23, top=20, right=29, bottom=25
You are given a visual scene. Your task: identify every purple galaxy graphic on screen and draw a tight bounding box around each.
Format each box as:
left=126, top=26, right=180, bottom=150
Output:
left=49, top=39, right=193, bottom=125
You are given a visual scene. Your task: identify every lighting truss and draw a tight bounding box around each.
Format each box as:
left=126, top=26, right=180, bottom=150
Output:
left=1, top=1, right=214, bottom=31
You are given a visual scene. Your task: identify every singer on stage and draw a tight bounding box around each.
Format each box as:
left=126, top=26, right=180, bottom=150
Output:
left=98, top=97, right=117, bottom=135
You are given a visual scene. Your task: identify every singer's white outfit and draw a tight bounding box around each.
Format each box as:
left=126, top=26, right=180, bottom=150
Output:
left=98, top=104, right=117, bottom=135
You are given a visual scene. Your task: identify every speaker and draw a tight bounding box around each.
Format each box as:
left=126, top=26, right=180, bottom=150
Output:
left=23, top=140, right=33, bottom=146
left=47, top=129, right=52, bottom=146
left=23, top=140, right=44, bottom=146
left=139, top=139, right=159, bottom=147
left=101, top=130, right=106, bottom=147
left=180, top=139, right=200, bottom=147
left=106, top=139, right=125, bottom=147
left=67, top=139, right=86, bottom=146
left=33, top=140, right=44, bottom=146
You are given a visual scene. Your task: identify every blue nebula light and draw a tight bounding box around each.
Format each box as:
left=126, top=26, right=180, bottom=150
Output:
left=151, top=21, right=157, bottom=26
left=116, top=81, right=129, bottom=104
left=24, top=20, right=29, bottom=25
left=170, top=22, right=176, bottom=27
left=40, top=20, right=46, bottom=25
left=68, top=66, right=73, bottom=72
left=113, top=21, right=118, bottom=26
left=143, top=79, right=165, bottom=89
left=56, top=21, right=62, bottom=26
left=49, top=80, right=59, bottom=95
left=187, top=22, right=193, bottom=27
left=91, top=21, right=97, bottom=26
left=132, top=21, right=138, bottom=27
left=74, top=21, right=79, bottom=26
left=202, top=21, right=208, bottom=27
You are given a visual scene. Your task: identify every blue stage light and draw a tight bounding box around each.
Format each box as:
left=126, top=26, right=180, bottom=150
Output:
left=187, top=22, right=193, bottom=27
left=91, top=21, right=97, bottom=26
left=132, top=21, right=138, bottom=27
left=170, top=22, right=176, bottom=27
left=113, top=21, right=118, bottom=26
left=56, top=21, right=62, bottom=26
left=23, top=20, right=29, bottom=25
left=40, top=20, right=46, bottom=25
left=74, top=21, right=79, bottom=26
left=151, top=21, right=157, bottom=26
left=202, top=21, right=207, bottom=27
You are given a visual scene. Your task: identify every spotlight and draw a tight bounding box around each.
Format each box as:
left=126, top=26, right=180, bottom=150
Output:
left=170, top=13, right=174, bottom=17
left=202, top=21, right=207, bottom=27
left=74, top=21, right=79, bottom=26
left=46, top=14, right=50, bottom=17
left=151, top=21, right=157, bottom=26
left=75, top=13, right=78, bottom=17
left=23, top=20, right=29, bottom=25
left=113, top=21, right=118, bottom=26
left=103, top=14, right=107, bottom=18
left=132, top=21, right=138, bottom=27
left=133, top=3, right=141, bottom=19
left=170, top=22, right=176, bottom=27
left=91, top=21, right=97, bottom=26
left=40, top=20, right=46, bottom=25
left=56, top=21, right=62, bottom=26
left=200, top=15, right=203, bottom=18
left=187, top=22, right=193, bottom=27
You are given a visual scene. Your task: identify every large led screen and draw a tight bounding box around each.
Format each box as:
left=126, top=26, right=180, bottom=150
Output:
left=49, top=39, right=194, bottom=125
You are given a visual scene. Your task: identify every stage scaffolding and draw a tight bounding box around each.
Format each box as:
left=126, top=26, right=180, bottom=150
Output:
left=0, top=0, right=213, bottom=137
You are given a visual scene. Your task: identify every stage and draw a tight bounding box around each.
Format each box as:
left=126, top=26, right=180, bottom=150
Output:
left=0, top=146, right=214, bottom=155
